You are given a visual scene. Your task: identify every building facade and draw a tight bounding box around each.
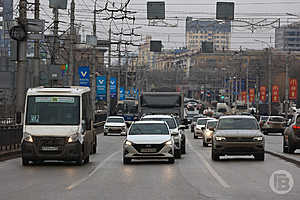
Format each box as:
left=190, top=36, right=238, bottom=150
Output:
left=185, top=17, right=231, bottom=51
left=275, top=22, right=300, bottom=51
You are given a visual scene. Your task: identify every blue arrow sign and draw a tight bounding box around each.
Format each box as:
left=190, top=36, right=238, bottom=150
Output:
left=110, top=77, right=117, bottom=97
left=96, top=76, right=106, bottom=101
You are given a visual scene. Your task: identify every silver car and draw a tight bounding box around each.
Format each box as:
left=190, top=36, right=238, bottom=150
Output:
left=203, top=119, right=218, bottom=147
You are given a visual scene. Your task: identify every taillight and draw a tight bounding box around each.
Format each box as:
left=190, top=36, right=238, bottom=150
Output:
left=292, top=125, right=300, bottom=130
left=267, top=121, right=272, bottom=125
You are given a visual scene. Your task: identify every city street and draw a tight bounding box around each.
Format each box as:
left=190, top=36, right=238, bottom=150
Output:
left=0, top=130, right=299, bottom=200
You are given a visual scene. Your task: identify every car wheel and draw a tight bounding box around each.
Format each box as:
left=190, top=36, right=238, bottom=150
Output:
left=194, top=133, right=197, bottom=139
left=22, top=158, right=29, bottom=166
left=263, top=131, right=268, bottom=135
left=175, top=149, right=181, bottom=159
left=76, top=153, right=84, bottom=166
left=168, top=157, right=175, bottom=164
left=84, top=155, right=90, bottom=164
left=123, top=157, right=131, bottom=164
left=92, top=136, right=97, bottom=154
left=254, top=153, right=265, bottom=161
left=211, top=149, right=220, bottom=161
left=203, top=140, right=208, bottom=147
left=104, top=132, right=107, bottom=136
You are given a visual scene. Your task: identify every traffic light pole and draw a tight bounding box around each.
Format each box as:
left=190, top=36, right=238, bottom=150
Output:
left=33, top=0, right=40, bottom=87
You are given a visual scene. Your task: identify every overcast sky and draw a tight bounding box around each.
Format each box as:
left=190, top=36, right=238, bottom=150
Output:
left=23, top=0, right=300, bottom=52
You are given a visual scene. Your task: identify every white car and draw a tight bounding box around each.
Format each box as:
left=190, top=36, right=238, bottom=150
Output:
left=140, top=115, right=186, bottom=158
left=203, top=119, right=218, bottom=147
left=123, top=121, right=175, bottom=164
left=104, top=116, right=127, bottom=136
left=194, top=118, right=215, bottom=138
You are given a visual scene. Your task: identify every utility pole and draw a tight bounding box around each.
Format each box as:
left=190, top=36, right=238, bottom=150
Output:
left=33, top=0, right=40, bottom=87
left=68, top=0, right=75, bottom=86
left=246, top=57, right=249, bottom=109
left=285, top=52, right=290, bottom=118
left=268, top=48, right=272, bottom=115
left=52, top=8, right=58, bottom=65
left=117, top=34, right=122, bottom=102
left=107, top=23, right=112, bottom=116
left=91, top=0, right=97, bottom=118
left=16, top=0, right=27, bottom=117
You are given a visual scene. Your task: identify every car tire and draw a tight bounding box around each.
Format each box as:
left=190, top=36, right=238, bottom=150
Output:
left=194, top=134, right=197, bottom=139
left=123, top=157, right=131, bottom=164
left=104, top=132, right=107, bottom=136
left=254, top=153, right=265, bottom=161
left=168, top=157, right=175, bottom=164
left=92, top=136, right=97, bottom=154
left=203, top=140, right=208, bottom=147
left=283, top=138, right=289, bottom=153
left=175, top=149, right=181, bottom=159
left=211, top=149, right=220, bottom=161
left=76, top=153, right=84, bottom=166
left=22, top=158, right=29, bottom=166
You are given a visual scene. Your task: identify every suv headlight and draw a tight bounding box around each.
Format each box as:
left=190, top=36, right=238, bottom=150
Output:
left=253, top=136, right=263, bottom=141
left=215, top=136, right=226, bottom=141
left=23, top=132, right=33, bottom=143
left=205, top=131, right=213, bottom=137
left=165, top=140, right=172, bottom=145
left=125, top=140, right=132, bottom=146
left=68, top=132, right=80, bottom=143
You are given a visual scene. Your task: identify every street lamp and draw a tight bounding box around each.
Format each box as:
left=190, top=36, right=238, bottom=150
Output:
left=254, top=39, right=272, bottom=115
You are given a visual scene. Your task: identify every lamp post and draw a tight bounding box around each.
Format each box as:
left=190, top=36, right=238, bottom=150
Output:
left=254, top=39, right=272, bottom=115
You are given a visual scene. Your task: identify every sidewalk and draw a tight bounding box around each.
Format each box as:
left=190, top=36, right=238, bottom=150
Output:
left=0, top=148, right=21, bottom=161
left=265, top=134, right=300, bottom=165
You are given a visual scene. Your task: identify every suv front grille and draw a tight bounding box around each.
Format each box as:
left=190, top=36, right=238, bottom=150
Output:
left=226, top=137, right=254, bottom=142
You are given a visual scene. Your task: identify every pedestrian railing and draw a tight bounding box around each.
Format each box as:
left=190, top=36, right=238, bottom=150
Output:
left=0, top=125, right=22, bottom=151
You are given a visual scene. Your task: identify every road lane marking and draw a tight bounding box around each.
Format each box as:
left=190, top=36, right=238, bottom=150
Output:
left=186, top=138, right=230, bottom=188
left=66, top=151, right=120, bottom=190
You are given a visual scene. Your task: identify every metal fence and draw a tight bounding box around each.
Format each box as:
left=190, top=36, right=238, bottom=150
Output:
left=0, top=125, right=22, bottom=151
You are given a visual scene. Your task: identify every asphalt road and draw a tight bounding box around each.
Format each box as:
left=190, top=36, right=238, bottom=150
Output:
left=0, top=130, right=299, bottom=200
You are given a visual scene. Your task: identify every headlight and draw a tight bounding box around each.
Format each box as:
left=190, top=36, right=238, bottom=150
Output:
left=23, top=132, right=33, bottom=143
left=205, top=131, right=213, bottom=136
left=68, top=133, right=80, bottom=143
left=125, top=140, right=132, bottom=146
left=253, top=136, right=263, bottom=141
left=215, top=136, right=226, bottom=141
left=165, top=140, right=172, bottom=145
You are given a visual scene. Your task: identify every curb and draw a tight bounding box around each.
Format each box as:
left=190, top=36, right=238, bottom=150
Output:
left=266, top=150, right=300, bottom=167
left=0, top=149, right=21, bottom=162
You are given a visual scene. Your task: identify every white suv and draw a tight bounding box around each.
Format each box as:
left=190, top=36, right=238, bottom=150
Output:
left=104, top=116, right=127, bottom=136
left=123, top=121, right=175, bottom=164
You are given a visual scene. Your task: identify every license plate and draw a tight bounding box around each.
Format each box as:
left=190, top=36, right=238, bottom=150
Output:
left=140, top=148, right=157, bottom=153
left=41, top=146, right=58, bottom=151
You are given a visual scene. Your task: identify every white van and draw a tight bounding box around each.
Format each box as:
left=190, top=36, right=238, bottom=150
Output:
left=21, top=86, right=97, bottom=165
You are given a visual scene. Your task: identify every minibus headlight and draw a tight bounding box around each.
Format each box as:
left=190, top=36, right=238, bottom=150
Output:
left=23, top=132, right=33, bottom=143
left=68, top=133, right=80, bottom=143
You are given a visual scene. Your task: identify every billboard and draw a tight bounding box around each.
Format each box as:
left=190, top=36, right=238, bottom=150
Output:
left=272, top=85, right=280, bottom=103
left=249, top=88, right=255, bottom=103
left=289, top=78, right=298, bottom=100
left=260, top=86, right=267, bottom=102
left=110, top=77, right=117, bottom=97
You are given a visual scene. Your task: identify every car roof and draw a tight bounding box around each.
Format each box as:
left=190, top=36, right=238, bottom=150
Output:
left=133, top=121, right=167, bottom=124
left=197, top=117, right=214, bottom=120
left=219, top=115, right=256, bottom=119
left=207, top=119, right=218, bottom=122
left=142, top=115, right=173, bottom=119
left=107, top=116, right=124, bottom=119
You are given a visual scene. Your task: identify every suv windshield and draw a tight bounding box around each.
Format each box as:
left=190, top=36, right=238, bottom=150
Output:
left=107, top=118, right=124, bottom=123
left=207, top=121, right=218, bottom=128
left=198, top=119, right=211, bottom=125
left=217, top=118, right=259, bottom=130
left=25, top=96, right=80, bottom=125
left=129, top=123, right=169, bottom=135
left=141, top=118, right=177, bottom=129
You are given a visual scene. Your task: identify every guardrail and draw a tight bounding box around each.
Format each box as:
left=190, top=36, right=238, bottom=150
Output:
left=0, top=118, right=16, bottom=126
left=0, top=125, right=22, bottom=151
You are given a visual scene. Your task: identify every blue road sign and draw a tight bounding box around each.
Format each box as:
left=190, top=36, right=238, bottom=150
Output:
left=96, top=76, right=106, bottom=101
left=78, top=66, right=90, bottom=87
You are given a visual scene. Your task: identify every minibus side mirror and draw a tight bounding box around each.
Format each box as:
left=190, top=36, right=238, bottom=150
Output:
left=16, top=112, right=22, bottom=124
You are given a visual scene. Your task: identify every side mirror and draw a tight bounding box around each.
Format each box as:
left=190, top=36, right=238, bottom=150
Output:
left=16, top=112, right=22, bottom=124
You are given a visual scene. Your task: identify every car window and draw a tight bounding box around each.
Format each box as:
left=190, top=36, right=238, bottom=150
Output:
left=197, top=119, right=210, bottom=125
left=129, top=123, right=169, bottom=135
left=260, top=116, right=268, bottom=121
left=217, top=118, right=259, bottom=130
left=141, top=118, right=177, bottom=129
left=107, top=118, right=124, bottom=123
left=269, top=117, right=284, bottom=122
left=207, top=121, right=218, bottom=129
